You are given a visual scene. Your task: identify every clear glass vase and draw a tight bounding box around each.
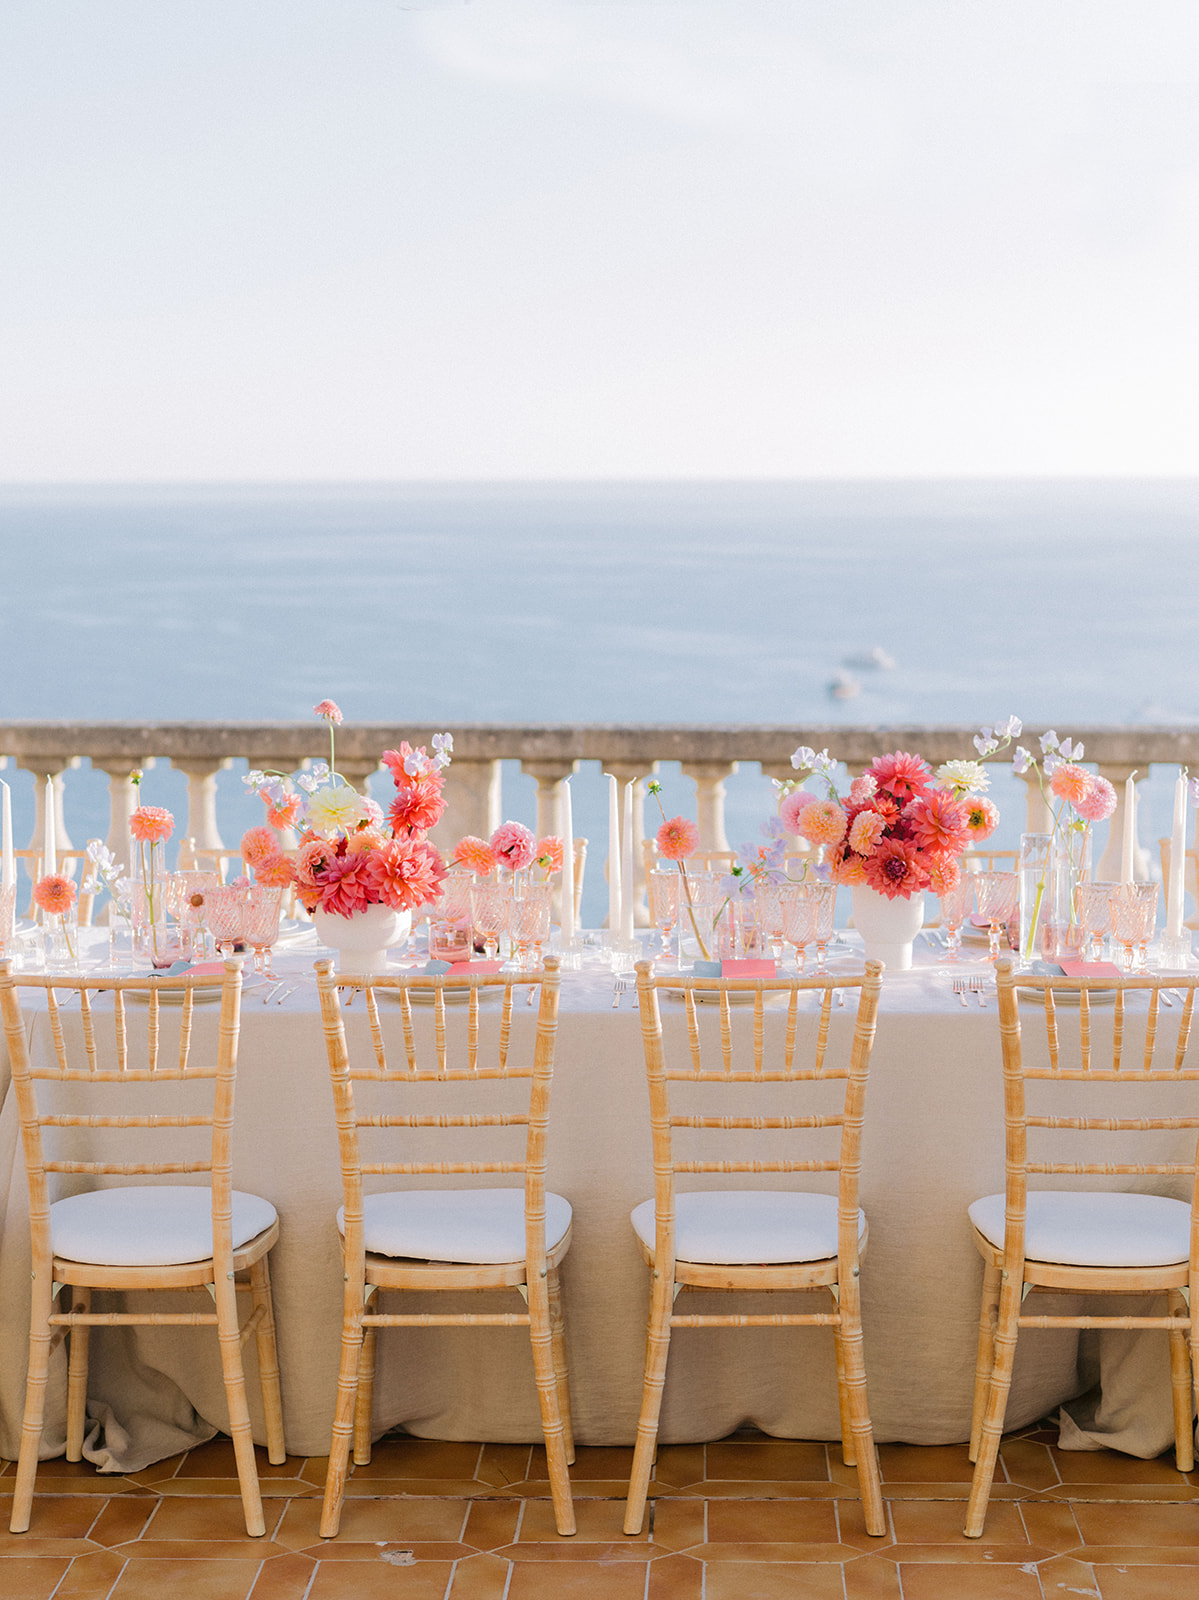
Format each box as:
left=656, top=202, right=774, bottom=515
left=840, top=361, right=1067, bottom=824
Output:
left=131, top=837, right=172, bottom=965
left=1049, top=825, right=1092, bottom=960
left=1017, top=833, right=1054, bottom=963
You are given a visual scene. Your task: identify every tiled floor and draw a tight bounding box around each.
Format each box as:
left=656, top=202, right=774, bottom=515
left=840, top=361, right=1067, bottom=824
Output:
left=2, top=1421, right=1198, bottom=1598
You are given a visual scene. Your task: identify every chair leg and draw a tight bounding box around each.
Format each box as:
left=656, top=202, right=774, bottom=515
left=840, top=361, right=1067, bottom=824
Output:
left=624, top=1265, right=675, bottom=1537
left=831, top=1294, right=856, bottom=1468
left=321, top=1292, right=366, bottom=1539
left=65, top=1286, right=90, bottom=1463
left=248, top=1256, right=286, bottom=1466
left=547, top=1265, right=575, bottom=1465
left=964, top=1270, right=1023, bottom=1538
left=527, top=1270, right=575, bottom=1537
left=969, top=1259, right=1001, bottom=1463
left=213, top=1273, right=266, bottom=1537
left=353, top=1325, right=377, bottom=1467
left=836, top=1280, right=885, bottom=1537
left=10, top=1271, right=55, bottom=1533
left=1167, top=1288, right=1194, bottom=1473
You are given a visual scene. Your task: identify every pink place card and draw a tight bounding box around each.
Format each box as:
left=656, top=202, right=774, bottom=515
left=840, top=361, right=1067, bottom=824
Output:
left=445, top=961, right=504, bottom=976
left=1056, top=960, right=1123, bottom=979
left=721, top=959, right=777, bottom=979
left=182, top=962, right=226, bottom=978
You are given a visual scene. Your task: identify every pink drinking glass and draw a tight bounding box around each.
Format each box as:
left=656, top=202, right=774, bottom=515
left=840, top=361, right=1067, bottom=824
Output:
left=206, top=883, right=248, bottom=958
left=244, top=886, right=284, bottom=976
left=938, top=876, right=974, bottom=962
left=974, top=871, right=1018, bottom=963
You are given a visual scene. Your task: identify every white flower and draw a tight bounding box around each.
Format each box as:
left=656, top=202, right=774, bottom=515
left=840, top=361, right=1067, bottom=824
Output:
left=936, top=760, right=990, bottom=794
left=245, top=769, right=266, bottom=789
left=999, top=715, right=1023, bottom=739
left=1013, top=746, right=1034, bottom=774
left=1059, top=737, right=1083, bottom=760
left=791, top=745, right=816, bottom=770
left=973, top=734, right=998, bottom=756
left=306, top=783, right=365, bottom=834
left=1039, top=730, right=1059, bottom=754
left=433, top=732, right=453, bottom=767
left=810, top=749, right=836, bottom=776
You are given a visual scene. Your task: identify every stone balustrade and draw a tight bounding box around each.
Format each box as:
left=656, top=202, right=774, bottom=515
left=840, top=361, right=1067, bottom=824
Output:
left=2, top=721, right=1194, bottom=914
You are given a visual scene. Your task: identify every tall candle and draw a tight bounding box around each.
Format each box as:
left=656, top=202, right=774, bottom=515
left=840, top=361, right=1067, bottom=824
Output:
left=1, top=778, right=13, bottom=892
left=1120, top=772, right=1137, bottom=885
left=560, top=777, right=575, bottom=947
left=1167, top=770, right=1188, bottom=938
left=607, top=774, right=621, bottom=934
left=43, top=776, right=56, bottom=879
left=621, top=780, right=636, bottom=948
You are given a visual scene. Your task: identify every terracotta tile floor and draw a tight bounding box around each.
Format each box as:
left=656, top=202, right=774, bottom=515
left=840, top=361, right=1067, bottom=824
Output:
left=2, top=1420, right=1198, bottom=1598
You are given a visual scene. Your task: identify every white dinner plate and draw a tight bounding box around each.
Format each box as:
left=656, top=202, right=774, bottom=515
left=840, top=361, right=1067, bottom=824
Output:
left=1016, top=984, right=1117, bottom=1007
left=122, top=976, right=266, bottom=1005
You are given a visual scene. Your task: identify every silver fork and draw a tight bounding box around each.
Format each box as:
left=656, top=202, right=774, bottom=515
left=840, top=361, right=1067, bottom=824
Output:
left=952, top=978, right=969, bottom=1007
left=612, top=975, right=631, bottom=1008
left=969, top=976, right=987, bottom=1007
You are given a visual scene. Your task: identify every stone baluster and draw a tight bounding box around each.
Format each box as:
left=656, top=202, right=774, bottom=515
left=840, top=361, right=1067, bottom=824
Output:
left=429, top=759, right=503, bottom=855
left=1094, top=763, right=1151, bottom=883
left=170, top=756, right=231, bottom=851
left=521, top=762, right=577, bottom=923
left=681, top=761, right=737, bottom=852
left=93, top=760, right=157, bottom=865
left=606, top=763, right=652, bottom=927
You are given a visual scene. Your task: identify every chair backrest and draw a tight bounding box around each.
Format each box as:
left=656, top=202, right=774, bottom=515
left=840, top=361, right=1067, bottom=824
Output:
left=633, top=959, right=883, bottom=1271
left=0, top=958, right=245, bottom=1268
left=963, top=849, right=1019, bottom=874
left=15, top=849, right=99, bottom=925
left=993, top=959, right=1199, bottom=1259
left=177, top=839, right=235, bottom=880
left=315, top=957, right=562, bottom=1266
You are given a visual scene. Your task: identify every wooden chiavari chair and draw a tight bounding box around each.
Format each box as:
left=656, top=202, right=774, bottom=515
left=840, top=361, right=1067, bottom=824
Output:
left=962, top=848, right=1019, bottom=873
left=965, top=959, right=1199, bottom=1537
left=624, top=958, right=886, bottom=1537
left=0, top=957, right=285, bottom=1536
left=315, top=954, right=575, bottom=1538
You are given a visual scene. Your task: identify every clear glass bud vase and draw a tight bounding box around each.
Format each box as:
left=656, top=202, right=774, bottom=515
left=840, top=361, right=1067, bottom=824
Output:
left=131, top=837, right=170, bottom=965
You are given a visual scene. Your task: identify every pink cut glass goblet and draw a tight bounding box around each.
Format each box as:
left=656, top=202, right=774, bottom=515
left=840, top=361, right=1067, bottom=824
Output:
left=206, top=883, right=248, bottom=958
left=938, top=876, right=974, bottom=962
left=470, top=878, right=510, bottom=961
left=974, top=871, right=1019, bottom=963
left=1110, top=883, right=1159, bottom=972
left=512, top=880, right=553, bottom=971
left=244, top=885, right=284, bottom=976
left=1076, top=880, right=1119, bottom=963
left=780, top=882, right=817, bottom=975
left=430, top=872, right=474, bottom=963
left=808, top=881, right=837, bottom=976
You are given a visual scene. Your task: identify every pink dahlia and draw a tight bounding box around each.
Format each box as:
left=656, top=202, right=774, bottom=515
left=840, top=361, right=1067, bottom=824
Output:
left=1074, top=774, right=1117, bottom=823
left=962, top=795, right=999, bottom=841
left=926, top=854, right=962, bottom=897
left=848, top=810, right=886, bottom=856
left=381, top=742, right=431, bottom=783
left=867, top=751, right=934, bottom=804
left=848, top=774, right=878, bottom=807
left=317, top=850, right=378, bottom=918
left=657, top=816, right=700, bottom=861
left=294, top=837, right=338, bottom=890
left=454, top=835, right=499, bottom=875
left=797, top=798, right=849, bottom=848
left=535, top=835, right=564, bottom=872
left=33, top=874, right=77, bottom=915
left=862, top=837, right=929, bottom=900
left=388, top=774, right=445, bottom=836
left=130, top=805, right=174, bottom=844
left=366, top=838, right=447, bottom=912
left=313, top=700, right=343, bottom=725
left=829, top=851, right=868, bottom=886
left=264, top=792, right=301, bottom=830
left=905, top=789, right=971, bottom=856
left=490, top=821, right=537, bottom=871
left=779, top=790, right=817, bottom=834
left=240, top=825, right=279, bottom=866
left=1050, top=762, right=1093, bottom=807
left=344, top=826, right=387, bottom=855
left=254, top=851, right=295, bottom=887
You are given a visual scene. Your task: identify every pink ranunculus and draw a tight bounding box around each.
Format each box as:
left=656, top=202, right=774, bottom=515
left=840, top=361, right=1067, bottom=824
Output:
left=862, top=836, right=930, bottom=900
left=905, top=789, right=971, bottom=857
left=1050, top=762, right=1093, bottom=807
left=33, top=874, right=77, bottom=915
left=657, top=816, right=700, bottom=861
left=867, top=751, right=934, bottom=804
left=779, top=790, right=817, bottom=835
left=1074, top=774, right=1117, bottom=823
left=962, top=795, right=1000, bottom=841
left=366, top=837, right=447, bottom=912
left=129, top=805, right=175, bottom=844
left=241, top=825, right=279, bottom=866
left=490, top=821, right=537, bottom=871
left=313, top=700, right=343, bottom=725
left=254, top=851, right=295, bottom=888
left=848, top=810, right=886, bottom=856
left=454, top=835, right=499, bottom=875
left=797, top=798, right=849, bottom=848
left=535, top=835, right=564, bottom=872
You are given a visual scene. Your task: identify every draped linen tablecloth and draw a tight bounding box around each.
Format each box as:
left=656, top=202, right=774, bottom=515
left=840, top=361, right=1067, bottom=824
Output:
left=0, top=936, right=1186, bottom=1471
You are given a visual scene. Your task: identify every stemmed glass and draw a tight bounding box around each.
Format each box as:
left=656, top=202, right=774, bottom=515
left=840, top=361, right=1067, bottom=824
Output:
left=471, top=878, right=510, bottom=961
left=754, top=881, right=786, bottom=962
left=1110, top=883, right=1159, bottom=972
left=781, top=882, right=818, bottom=974
left=430, top=872, right=474, bottom=964
left=244, top=886, right=284, bottom=977
left=809, top=881, right=837, bottom=976
left=511, top=881, right=553, bottom=970
left=170, top=870, right=221, bottom=960
left=1077, top=880, right=1119, bottom=963
left=938, top=876, right=974, bottom=962
left=648, top=869, right=681, bottom=966
left=974, top=871, right=1019, bottom=963
left=206, top=883, right=248, bottom=958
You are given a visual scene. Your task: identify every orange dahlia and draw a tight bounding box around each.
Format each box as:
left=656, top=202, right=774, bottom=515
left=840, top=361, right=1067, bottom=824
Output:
left=130, top=806, right=174, bottom=844
left=656, top=816, right=700, bottom=861
left=33, top=874, right=77, bottom=915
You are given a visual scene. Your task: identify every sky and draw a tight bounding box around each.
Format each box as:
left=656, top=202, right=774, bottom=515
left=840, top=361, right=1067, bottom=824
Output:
left=2, top=0, right=1197, bottom=482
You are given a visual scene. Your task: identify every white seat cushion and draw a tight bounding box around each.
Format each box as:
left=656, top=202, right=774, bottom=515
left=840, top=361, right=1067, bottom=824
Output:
left=338, top=1188, right=573, bottom=1265
left=968, top=1190, right=1191, bottom=1268
left=51, top=1186, right=277, bottom=1267
left=630, top=1190, right=866, bottom=1266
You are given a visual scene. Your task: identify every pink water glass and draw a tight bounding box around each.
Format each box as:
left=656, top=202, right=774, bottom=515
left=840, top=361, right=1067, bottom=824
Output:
left=938, top=876, right=974, bottom=962
left=808, top=881, right=837, bottom=976
left=244, top=885, right=284, bottom=976
left=512, top=880, right=553, bottom=970
left=974, top=871, right=1019, bottom=963
left=170, top=870, right=222, bottom=959
left=1110, top=883, right=1159, bottom=972
left=430, top=872, right=474, bottom=964
left=1076, top=880, right=1119, bottom=963
left=780, top=881, right=818, bottom=974
left=648, top=869, right=681, bottom=964
left=206, top=883, right=248, bottom=958
left=470, top=878, right=511, bottom=961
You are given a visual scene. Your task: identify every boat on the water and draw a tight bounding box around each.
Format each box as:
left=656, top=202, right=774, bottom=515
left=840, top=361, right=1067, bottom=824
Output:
left=843, top=646, right=896, bottom=671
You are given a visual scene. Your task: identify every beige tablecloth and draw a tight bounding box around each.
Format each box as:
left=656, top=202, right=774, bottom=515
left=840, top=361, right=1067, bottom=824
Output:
left=0, top=941, right=1186, bottom=1470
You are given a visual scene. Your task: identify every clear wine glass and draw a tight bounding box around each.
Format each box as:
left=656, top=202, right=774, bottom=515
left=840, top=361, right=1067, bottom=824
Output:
left=974, top=871, right=1019, bottom=963
left=512, top=880, right=553, bottom=970
left=648, top=869, right=681, bottom=965
left=938, top=876, right=974, bottom=962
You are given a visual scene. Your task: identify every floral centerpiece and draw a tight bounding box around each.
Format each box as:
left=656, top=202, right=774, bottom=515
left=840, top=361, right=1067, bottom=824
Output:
left=243, top=701, right=454, bottom=970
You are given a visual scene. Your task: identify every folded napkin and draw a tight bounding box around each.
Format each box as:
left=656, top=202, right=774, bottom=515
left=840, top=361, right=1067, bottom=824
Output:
left=1056, top=960, right=1124, bottom=979
left=422, top=960, right=504, bottom=977
left=692, top=959, right=777, bottom=979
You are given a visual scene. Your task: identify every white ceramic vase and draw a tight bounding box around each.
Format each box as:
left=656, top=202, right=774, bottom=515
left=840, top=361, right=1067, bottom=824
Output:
left=851, top=885, right=925, bottom=971
left=313, top=903, right=412, bottom=975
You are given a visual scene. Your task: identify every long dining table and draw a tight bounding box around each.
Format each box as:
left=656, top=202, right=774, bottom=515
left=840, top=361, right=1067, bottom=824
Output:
left=0, top=930, right=1188, bottom=1473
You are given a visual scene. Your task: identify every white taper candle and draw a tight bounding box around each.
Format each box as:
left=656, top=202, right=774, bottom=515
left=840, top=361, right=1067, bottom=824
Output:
left=1, top=778, right=13, bottom=893
left=607, top=773, right=621, bottom=934
left=560, top=776, right=575, bottom=946
left=621, top=780, right=635, bottom=948
left=1167, top=770, right=1187, bottom=938
left=1120, top=772, right=1137, bottom=885
left=43, top=776, right=56, bottom=879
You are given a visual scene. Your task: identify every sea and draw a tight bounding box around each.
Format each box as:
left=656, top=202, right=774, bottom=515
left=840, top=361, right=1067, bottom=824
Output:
left=2, top=478, right=1198, bottom=925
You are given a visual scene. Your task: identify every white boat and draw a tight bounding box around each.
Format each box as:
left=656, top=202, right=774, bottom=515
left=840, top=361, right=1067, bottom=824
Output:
left=843, top=646, right=896, bottom=671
